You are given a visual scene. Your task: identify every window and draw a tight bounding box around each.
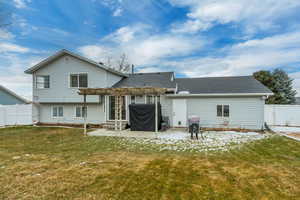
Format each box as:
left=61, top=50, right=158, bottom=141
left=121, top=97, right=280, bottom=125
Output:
left=146, top=95, right=154, bottom=104
left=223, top=105, right=229, bottom=117
left=70, top=73, right=88, bottom=88
left=217, top=105, right=230, bottom=117
left=131, top=96, right=136, bottom=104
left=52, top=106, right=63, bottom=117
left=217, top=105, right=223, bottom=117
left=36, top=75, right=50, bottom=89
left=146, top=95, right=160, bottom=104
left=75, top=106, right=87, bottom=118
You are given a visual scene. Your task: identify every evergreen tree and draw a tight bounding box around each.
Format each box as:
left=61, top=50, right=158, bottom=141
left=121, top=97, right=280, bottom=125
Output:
left=253, top=69, right=297, bottom=104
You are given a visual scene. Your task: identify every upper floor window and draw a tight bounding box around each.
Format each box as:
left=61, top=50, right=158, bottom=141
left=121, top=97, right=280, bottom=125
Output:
left=70, top=73, right=88, bottom=88
left=217, top=105, right=230, bottom=117
left=36, top=75, right=50, bottom=89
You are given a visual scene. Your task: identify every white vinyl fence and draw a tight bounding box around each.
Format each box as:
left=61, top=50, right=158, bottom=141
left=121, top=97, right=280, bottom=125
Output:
left=265, top=104, right=300, bottom=126
left=0, top=104, right=32, bottom=126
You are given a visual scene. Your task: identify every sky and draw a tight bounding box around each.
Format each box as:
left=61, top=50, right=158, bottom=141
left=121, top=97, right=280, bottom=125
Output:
left=1, top=0, right=300, bottom=99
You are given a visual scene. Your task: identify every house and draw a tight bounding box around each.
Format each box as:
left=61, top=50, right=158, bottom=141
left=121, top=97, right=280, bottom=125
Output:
left=0, top=85, right=29, bottom=105
left=25, top=49, right=272, bottom=130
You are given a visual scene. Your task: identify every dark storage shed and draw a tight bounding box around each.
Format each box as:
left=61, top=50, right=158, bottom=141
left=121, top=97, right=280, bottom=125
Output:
left=129, top=104, right=162, bottom=131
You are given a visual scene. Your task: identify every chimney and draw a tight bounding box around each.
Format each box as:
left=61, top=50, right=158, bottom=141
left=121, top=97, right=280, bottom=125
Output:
left=131, top=64, right=134, bottom=74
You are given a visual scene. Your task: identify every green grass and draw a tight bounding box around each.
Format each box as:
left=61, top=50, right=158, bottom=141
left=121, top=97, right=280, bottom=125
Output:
left=0, top=126, right=299, bottom=200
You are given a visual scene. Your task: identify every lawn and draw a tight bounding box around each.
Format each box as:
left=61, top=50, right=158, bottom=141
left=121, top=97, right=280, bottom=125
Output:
left=0, top=127, right=299, bottom=200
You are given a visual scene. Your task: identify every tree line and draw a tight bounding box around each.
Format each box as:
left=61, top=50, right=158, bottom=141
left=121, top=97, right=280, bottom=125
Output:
left=253, top=69, right=297, bottom=104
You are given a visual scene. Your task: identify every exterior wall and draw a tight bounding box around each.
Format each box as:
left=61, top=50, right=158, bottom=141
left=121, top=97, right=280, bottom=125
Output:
left=160, top=95, right=173, bottom=126
left=32, top=55, right=122, bottom=103
left=38, top=103, right=105, bottom=124
left=0, top=90, right=25, bottom=105
left=172, top=96, right=265, bottom=130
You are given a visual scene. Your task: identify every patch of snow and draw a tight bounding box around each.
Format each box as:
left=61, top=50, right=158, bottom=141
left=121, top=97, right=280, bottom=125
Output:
left=124, top=131, right=269, bottom=152
left=271, top=126, right=300, bottom=133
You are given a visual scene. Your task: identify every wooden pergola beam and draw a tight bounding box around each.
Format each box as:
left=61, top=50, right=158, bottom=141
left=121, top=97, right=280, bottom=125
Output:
left=78, top=87, right=168, bottom=96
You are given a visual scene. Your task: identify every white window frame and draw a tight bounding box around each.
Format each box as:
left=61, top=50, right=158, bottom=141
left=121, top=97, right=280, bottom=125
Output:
left=52, top=106, right=64, bottom=118
left=69, top=73, right=88, bottom=88
left=36, top=75, right=50, bottom=89
left=74, top=105, right=88, bottom=118
left=217, top=105, right=230, bottom=118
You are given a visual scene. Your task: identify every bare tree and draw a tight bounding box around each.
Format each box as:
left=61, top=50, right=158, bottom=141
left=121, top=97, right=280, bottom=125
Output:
left=103, top=53, right=132, bottom=73
left=116, top=53, right=131, bottom=73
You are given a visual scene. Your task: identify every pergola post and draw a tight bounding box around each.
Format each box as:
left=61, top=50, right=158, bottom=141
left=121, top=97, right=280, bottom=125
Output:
left=155, top=95, right=158, bottom=133
left=83, top=94, right=87, bottom=135
left=119, top=96, right=123, bottom=131
left=114, top=96, right=118, bottom=131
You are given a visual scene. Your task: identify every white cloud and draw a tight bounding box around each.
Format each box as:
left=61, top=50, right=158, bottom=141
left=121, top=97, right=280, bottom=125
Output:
left=0, top=29, right=15, bottom=40
left=79, top=24, right=204, bottom=66
left=0, top=53, right=43, bottom=99
left=165, top=32, right=300, bottom=76
left=13, top=0, right=31, bottom=9
left=113, top=7, right=123, bottom=17
left=125, top=34, right=202, bottom=65
left=78, top=45, right=113, bottom=62
left=104, top=26, right=140, bottom=43
left=0, top=42, right=29, bottom=53
left=170, top=0, right=300, bottom=34
left=159, top=31, right=300, bottom=79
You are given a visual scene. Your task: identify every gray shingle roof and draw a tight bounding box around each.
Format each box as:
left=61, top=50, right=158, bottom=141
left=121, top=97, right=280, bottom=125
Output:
left=176, top=76, right=272, bottom=94
left=113, top=72, right=176, bottom=89
left=24, top=49, right=127, bottom=77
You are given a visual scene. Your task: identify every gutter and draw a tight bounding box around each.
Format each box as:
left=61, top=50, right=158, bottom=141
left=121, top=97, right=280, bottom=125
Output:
left=166, top=93, right=274, bottom=97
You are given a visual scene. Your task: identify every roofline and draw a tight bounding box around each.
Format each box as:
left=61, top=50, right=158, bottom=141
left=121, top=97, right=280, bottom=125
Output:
left=128, top=71, right=174, bottom=75
left=175, top=75, right=253, bottom=80
left=0, top=85, right=30, bottom=104
left=24, top=49, right=128, bottom=77
left=166, top=93, right=273, bottom=97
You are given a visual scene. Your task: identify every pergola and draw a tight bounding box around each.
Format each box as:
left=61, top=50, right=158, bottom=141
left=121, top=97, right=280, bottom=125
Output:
left=78, top=87, right=168, bottom=135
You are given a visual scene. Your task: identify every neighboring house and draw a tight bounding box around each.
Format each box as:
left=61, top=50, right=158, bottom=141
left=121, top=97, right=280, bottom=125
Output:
left=0, top=85, right=29, bottom=105
left=25, top=49, right=272, bottom=130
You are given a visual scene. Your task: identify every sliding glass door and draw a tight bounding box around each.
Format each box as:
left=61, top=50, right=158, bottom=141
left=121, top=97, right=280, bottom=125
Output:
left=108, top=96, right=126, bottom=120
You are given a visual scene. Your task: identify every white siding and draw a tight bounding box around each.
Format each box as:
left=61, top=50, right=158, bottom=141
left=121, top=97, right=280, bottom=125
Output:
left=171, top=96, right=265, bottom=130
left=161, top=95, right=173, bottom=126
left=33, top=55, right=122, bottom=103
left=38, top=103, right=105, bottom=124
